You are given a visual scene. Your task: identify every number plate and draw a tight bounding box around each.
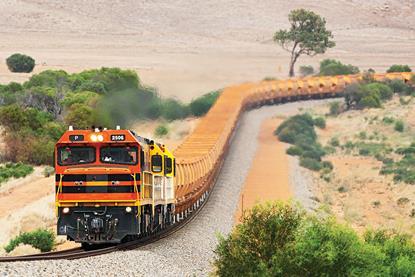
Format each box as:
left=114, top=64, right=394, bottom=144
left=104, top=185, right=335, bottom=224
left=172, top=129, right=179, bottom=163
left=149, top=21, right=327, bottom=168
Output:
left=111, top=134, right=125, bottom=141
left=69, top=135, right=84, bottom=141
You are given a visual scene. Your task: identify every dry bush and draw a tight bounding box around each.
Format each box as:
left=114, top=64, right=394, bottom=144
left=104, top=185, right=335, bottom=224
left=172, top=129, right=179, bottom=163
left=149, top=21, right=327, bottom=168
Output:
left=8, top=243, right=40, bottom=256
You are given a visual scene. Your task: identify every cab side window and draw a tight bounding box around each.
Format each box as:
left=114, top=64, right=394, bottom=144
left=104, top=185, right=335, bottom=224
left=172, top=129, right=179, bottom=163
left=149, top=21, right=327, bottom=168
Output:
left=164, top=156, right=173, bottom=174
left=151, top=154, right=163, bottom=173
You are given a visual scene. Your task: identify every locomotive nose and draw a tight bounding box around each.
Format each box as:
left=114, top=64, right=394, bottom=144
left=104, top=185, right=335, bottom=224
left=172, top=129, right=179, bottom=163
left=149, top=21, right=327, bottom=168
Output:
left=90, top=218, right=104, bottom=233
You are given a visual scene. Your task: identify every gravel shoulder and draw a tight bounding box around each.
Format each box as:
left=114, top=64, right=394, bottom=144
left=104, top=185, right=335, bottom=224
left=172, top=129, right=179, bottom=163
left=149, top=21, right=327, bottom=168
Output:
left=0, top=99, right=331, bottom=276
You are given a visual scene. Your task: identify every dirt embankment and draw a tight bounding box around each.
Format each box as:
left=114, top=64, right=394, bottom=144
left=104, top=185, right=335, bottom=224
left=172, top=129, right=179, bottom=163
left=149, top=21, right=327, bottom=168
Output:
left=234, top=118, right=292, bottom=223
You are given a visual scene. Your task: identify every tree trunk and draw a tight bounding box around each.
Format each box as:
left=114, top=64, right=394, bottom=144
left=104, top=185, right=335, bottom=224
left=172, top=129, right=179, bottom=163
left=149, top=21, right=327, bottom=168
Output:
left=289, top=61, right=295, bottom=77
left=288, top=53, right=298, bottom=77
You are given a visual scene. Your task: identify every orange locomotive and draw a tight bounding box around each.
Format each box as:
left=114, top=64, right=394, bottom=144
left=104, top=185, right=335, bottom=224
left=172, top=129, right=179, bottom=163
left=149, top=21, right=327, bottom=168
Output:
left=55, top=126, right=175, bottom=246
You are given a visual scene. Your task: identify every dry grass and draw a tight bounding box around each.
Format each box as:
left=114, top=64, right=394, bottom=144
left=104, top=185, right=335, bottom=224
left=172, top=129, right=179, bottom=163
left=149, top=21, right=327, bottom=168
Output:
left=7, top=244, right=40, bottom=257
left=309, top=97, right=415, bottom=234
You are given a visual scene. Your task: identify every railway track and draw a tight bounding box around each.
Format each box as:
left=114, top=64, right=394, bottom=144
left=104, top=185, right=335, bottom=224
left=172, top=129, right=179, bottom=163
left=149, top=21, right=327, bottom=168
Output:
left=0, top=72, right=412, bottom=263
left=0, top=180, right=214, bottom=262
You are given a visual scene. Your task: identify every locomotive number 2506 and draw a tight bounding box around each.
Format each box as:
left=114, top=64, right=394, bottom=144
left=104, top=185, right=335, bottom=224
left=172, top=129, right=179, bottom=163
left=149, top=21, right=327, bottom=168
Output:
left=111, top=135, right=125, bottom=141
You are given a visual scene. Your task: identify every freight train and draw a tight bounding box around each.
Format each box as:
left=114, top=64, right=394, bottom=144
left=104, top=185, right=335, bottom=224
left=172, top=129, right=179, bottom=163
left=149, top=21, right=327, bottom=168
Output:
left=55, top=126, right=176, bottom=247
left=55, top=72, right=412, bottom=248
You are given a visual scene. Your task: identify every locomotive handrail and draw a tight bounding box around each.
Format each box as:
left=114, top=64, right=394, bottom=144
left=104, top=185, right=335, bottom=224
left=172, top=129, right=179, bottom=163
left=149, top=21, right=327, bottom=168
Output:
left=131, top=173, right=139, bottom=204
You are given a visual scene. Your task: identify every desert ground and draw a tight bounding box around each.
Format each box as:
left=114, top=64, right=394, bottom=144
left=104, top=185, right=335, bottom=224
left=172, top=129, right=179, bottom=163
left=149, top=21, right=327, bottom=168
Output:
left=301, top=97, right=415, bottom=234
left=0, top=0, right=414, bottom=101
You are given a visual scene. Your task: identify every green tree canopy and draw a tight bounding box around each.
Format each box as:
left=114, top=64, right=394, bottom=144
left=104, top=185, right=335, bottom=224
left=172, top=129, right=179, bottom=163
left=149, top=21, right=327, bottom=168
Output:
left=387, top=64, right=412, bottom=73
left=214, top=202, right=415, bottom=276
left=6, top=53, right=35, bottom=73
left=274, top=9, right=335, bottom=77
left=319, top=59, right=360, bottom=76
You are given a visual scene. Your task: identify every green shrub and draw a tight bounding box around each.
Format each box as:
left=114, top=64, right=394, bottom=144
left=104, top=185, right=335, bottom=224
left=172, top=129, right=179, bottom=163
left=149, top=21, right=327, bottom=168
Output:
left=299, top=65, right=314, bottom=77
left=358, top=131, right=367, bottom=140
left=319, top=59, right=359, bottom=76
left=355, top=142, right=392, bottom=158
left=275, top=114, right=316, bottom=144
left=382, top=117, right=394, bottom=125
left=321, top=160, right=334, bottom=170
left=214, top=202, right=415, bottom=276
left=276, top=114, right=330, bottom=171
left=160, top=98, right=189, bottom=121
left=323, top=146, right=336, bottom=155
left=381, top=144, right=415, bottom=184
left=61, top=91, right=98, bottom=107
left=0, top=163, right=34, bottom=183
left=345, top=83, right=385, bottom=109
left=366, top=83, right=393, bottom=100
left=64, top=103, right=94, bottom=130
left=386, top=64, right=412, bottom=73
left=6, top=53, right=35, bottom=73
left=338, top=186, right=348, bottom=193
left=189, top=90, right=220, bottom=117
left=4, top=229, right=55, bottom=253
left=329, top=137, right=340, bottom=147
left=155, top=124, right=169, bottom=137
left=24, top=70, right=68, bottom=89
left=313, top=117, right=326, bottom=129
left=286, top=146, right=303, bottom=156
left=329, top=101, right=342, bottom=116
left=300, top=157, right=322, bottom=171
left=384, top=79, right=413, bottom=95
left=394, top=120, right=404, bottom=132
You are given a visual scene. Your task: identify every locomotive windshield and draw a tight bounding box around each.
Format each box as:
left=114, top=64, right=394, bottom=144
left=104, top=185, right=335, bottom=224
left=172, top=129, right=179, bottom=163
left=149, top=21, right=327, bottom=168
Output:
left=58, top=146, right=96, bottom=165
left=100, top=146, right=138, bottom=165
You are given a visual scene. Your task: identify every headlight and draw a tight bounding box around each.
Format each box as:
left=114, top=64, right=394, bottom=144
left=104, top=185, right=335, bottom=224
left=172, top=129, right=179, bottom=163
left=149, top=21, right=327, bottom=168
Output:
left=97, top=134, right=104, bottom=142
left=125, top=207, right=132, bottom=213
left=63, top=207, right=70, bottom=214
left=90, top=134, right=98, bottom=142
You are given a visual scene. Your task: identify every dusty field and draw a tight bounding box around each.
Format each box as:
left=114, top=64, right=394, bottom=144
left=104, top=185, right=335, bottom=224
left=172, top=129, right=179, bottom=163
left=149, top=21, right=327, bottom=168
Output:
left=306, top=97, right=415, bottom=234
left=0, top=1, right=414, bottom=100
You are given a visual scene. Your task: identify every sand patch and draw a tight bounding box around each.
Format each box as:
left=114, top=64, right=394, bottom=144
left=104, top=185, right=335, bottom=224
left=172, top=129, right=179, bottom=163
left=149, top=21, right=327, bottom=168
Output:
left=234, top=118, right=292, bottom=223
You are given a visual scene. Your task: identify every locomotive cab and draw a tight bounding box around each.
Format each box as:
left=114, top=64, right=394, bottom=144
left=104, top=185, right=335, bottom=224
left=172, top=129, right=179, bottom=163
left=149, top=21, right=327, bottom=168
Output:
left=55, top=127, right=175, bottom=245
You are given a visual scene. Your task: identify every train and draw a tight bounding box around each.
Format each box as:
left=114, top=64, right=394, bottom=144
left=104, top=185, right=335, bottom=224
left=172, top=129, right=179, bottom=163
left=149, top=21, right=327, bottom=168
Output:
left=55, top=72, right=413, bottom=247
left=55, top=126, right=177, bottom=246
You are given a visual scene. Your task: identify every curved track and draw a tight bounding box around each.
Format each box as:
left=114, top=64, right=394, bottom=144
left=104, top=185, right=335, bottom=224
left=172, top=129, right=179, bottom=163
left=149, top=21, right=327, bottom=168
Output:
left=0, top=72, right=412, bottom=262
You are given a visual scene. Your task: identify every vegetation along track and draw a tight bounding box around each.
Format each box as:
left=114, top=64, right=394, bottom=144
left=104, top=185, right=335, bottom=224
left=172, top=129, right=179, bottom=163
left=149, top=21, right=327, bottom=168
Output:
left=1, top=72, right=412, bottom=262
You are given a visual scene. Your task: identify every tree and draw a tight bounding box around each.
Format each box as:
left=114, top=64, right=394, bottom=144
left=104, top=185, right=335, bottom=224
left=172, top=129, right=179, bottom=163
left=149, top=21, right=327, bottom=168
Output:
left=387, top=64, right=412, bottom=73
left=214, top=202, right=415, bottom=276
left=319, top=59, right=359, bottom=76
left=6, top=53, right=35, bottom=73
left=274, top=9, right=335, bottom=77
left=299, top=65, right=314, bottom=77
